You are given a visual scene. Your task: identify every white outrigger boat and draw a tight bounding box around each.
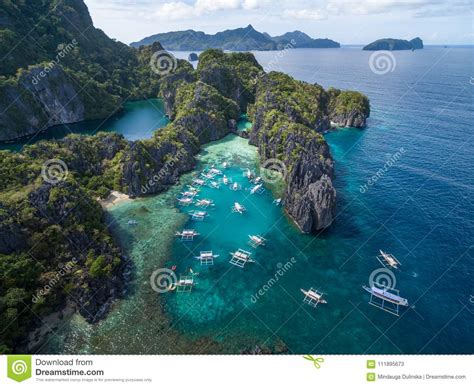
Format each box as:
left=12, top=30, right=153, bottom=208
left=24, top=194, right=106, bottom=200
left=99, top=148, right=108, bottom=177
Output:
left=230, top=182, right=241, bottom=191
left=189, top=210, right=209, bottom=221
left=192, top=178, right=206, bottom=186
left=201, top=171, right=216, bottom=179
left=231, top=202, right=246, bottom=214
left=209, top=167, right=223, bottom=175
left=221, top=175, right=231, bottom=185
left=181, top=190, right=198, bottom=198
left=196, top=199, right=214, bottom=208
left=195, top=251, right=219, bottom=266
left=175, top=229, right=199, bottom=241
left=253, top=176, right=263, bottom=184
left=177, top=197, right=193, bottom=206
left=175, top=270, right=197, bottom=292
left=273, top=198, right=282, bottom=206
left=363, top=282, right=409, bottom=316
left=209, top=181, right=220, bottom=189
left=244, top=169, right=254, bottom=180
left=301, top=288, right=327, bottom=308
left=377, top=250, right=401, bottom=269
left=248, top=234, right=266, bottom=248
left=250, top=183, right=264, bottom=194
left=229, top=249, right=254, bottom=268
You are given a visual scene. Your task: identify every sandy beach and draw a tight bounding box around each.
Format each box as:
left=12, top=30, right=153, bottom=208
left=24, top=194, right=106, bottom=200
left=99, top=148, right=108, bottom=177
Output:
left=98, top=190, right=131, bottom=208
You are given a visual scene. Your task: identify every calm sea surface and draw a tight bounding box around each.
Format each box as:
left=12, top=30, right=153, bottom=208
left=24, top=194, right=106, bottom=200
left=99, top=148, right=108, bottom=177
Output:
left=42, top=47, right=473, bottom=354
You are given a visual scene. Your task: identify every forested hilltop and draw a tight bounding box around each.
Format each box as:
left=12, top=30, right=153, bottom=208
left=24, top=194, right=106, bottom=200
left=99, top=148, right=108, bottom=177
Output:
left=0, top=0, right=163, bottom=141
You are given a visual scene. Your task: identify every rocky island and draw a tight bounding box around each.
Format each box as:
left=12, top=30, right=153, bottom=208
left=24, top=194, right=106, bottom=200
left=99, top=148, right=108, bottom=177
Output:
left=0, top=0, right=369, bottom=354
left=363, top=37, right=424, bottom=50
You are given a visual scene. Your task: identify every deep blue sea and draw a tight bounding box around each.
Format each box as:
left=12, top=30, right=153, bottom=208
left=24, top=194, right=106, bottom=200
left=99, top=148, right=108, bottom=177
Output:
left=42, top=47, right=473, bottom=354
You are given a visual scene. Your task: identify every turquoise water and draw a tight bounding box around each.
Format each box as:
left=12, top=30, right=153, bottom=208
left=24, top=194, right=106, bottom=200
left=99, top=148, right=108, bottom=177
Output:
left=41, top=47, right=473, bottom=354
left=236, top=114, right=253, bottom=133
left=0, top=98, right=169, bottom=152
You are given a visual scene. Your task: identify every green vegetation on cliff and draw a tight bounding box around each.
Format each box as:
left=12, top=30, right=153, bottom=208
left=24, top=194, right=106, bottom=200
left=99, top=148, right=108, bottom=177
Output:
left=0, top=0, right=165, bottom=140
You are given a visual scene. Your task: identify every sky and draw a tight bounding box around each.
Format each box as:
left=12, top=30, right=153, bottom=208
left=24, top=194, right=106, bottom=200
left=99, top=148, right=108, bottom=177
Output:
left=83, top=0, right=474, bottom=45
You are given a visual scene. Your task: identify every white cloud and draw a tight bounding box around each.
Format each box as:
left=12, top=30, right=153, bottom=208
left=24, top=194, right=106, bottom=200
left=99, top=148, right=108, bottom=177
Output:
left=283, top=0, right=471, bottom=20
left=154, top=2, right=196, bottom=20
left=153, top=0, right=263, bottom=20
left=283, top=8, right=327, bottom=21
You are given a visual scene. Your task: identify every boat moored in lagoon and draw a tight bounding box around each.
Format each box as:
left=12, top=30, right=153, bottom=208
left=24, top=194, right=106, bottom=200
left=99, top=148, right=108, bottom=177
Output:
left=301, top=288, right=327, bottom=308
left=231, top=202, right=246, bottom=214
left=175, top=229, right=200, bottom=241
left=230, top=182, right=241, bottom=191
left=195, top=251, right=219, bottom=266
left=177, top=197, right=193, bottom=206
left=248, top=234, right=266, bottom=248
left=363, top=282, right=409, bottom=316
left=189, top=210, right=209, bottom=221
left=229, top=249, right=254, bottom=268
left=377, top=250, right=401, bottom=269
left=196, top=199, right=214, bottom=208
left=250, top=183, right=264, bottom=194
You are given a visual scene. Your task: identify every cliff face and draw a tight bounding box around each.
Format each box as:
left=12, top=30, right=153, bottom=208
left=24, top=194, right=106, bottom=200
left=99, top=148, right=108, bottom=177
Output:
left=0, top=66, right=120, bottom=141
left=197, top=50, right=262, bottom=111
left=0, top=0, right=163, bottom=141
left=249, top=73, right=337, bottom=231
left=328, top=89, right=371, bottom=128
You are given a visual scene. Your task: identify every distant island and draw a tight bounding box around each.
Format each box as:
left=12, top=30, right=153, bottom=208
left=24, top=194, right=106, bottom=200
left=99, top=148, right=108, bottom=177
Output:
left=130, top=25, right=340, bottom=51
left=363, top=37, right=423, bottom=51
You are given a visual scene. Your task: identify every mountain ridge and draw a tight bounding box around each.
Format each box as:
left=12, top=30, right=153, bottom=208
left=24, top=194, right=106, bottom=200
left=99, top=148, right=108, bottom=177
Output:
left=130, top=25, right=340, bottom=50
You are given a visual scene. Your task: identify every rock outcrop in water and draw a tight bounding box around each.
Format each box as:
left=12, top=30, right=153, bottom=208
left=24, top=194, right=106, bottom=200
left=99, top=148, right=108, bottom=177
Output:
left=363, top=37, right=424, bottom=51
left=249, top=72, right=339, bottom=231
left=328, top=88, right=371, bottom=128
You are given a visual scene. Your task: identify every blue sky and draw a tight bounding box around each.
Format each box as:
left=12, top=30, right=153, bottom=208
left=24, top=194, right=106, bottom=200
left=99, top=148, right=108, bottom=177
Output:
left=83, top=0, right=474, bottom=45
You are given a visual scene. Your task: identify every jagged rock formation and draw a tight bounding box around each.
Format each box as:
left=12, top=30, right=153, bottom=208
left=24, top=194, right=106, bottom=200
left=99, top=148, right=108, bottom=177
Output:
left=328, top=88, right=371, bottom=128
left=188, top=53, right=199, bottom=61
left=249, top=72, right=337, bottom=231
